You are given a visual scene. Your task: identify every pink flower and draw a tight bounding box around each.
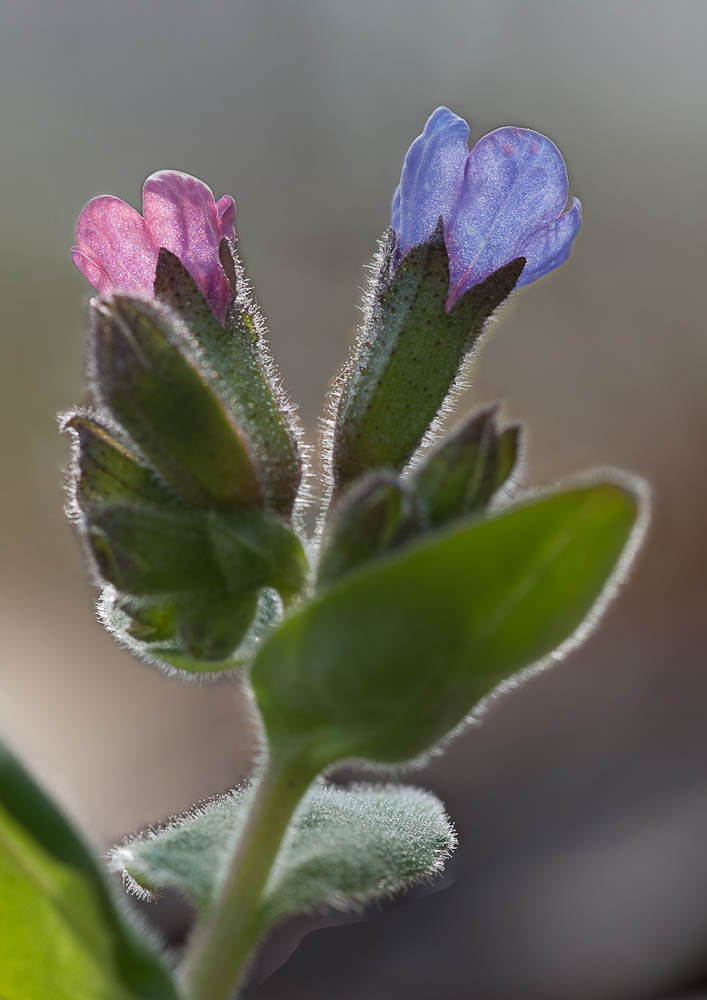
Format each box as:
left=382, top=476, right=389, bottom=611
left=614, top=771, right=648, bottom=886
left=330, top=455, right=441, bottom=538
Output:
left=71, top=170, right=236, bottom=322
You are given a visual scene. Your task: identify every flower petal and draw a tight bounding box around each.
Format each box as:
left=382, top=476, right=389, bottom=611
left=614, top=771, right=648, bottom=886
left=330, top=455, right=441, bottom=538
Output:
left=395, top=107, right=470, bottom=255
left=515, top=197, right=582, bottom=288
left=216, top=194, right=237, bottom=234
left=445, top=127, right=569, bottom=302
left=142, top=170, right=233, bottom=320
left=74, top=195, right=157, bottom=294
left=391, top=185, right=401, bottom=233
left=70, top=248, right=111, bottom=293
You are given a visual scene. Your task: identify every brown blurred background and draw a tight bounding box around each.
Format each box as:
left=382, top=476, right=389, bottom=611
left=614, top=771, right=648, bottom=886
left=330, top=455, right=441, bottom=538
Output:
left=2, top=1, right=707, bottom=997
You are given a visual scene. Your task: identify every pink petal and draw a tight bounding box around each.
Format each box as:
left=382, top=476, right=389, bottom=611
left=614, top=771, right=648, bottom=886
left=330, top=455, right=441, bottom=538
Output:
left=74, top=195, right=157, bottom=295
left=216, top=194, right=236, bottom=236
left=142, top=170, right=233, bottom=320
left=70, top=248, right=111, bottom=292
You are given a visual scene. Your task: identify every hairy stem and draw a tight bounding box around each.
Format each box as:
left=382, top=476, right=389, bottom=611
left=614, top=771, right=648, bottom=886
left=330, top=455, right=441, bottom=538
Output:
left=180, top=749, right=315, bottom=1000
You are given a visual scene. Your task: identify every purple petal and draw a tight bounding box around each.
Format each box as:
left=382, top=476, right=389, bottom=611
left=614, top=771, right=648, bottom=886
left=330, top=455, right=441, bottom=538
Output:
left=445, top=127, right=569, bottom=303
left=515, top=197, right=582, bottom=287
left=74, top=195, right=157, bottom=295
left=391, top=185, right=401, bottom=233
left=142, top=170, right=234, bottom=321
left=394, top=107, right=470, bottom=255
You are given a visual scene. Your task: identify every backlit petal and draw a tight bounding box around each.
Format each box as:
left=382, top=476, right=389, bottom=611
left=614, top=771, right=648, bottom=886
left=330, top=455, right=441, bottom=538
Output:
left=142, top=170, right=233, bottom=320
left=445, top=127, right=569, bottom=301
left=395, top=107, right=470, bottom=255
left=74, top=195, right=156, bottom=294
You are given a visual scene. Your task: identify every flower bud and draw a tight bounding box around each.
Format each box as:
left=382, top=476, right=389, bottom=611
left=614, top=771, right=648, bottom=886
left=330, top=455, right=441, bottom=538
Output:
left=413, top=408, right=520, bottom=527
left=317, top=474, right=422, bottom=589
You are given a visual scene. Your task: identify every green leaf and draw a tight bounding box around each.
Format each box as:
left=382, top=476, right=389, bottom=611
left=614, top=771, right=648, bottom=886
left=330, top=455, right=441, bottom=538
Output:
left=413, top=407, right=520, bottom=527
left=154, top=248, right=302, bottom=517
left=331, top=227, right=523, bottom=493
left=252, top=480, right=645, bottom=766
left=0, top=739, right=178, bottom=1000
left=317, top=473, right=422, bottom=589
left=90, top=296, right=262, bottom=510
left=111, top=782, right=455, bottom=926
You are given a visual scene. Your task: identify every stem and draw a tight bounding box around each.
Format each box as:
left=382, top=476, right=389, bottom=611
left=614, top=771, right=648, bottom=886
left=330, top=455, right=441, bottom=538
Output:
left=180, top=748, right=315, bottom=1000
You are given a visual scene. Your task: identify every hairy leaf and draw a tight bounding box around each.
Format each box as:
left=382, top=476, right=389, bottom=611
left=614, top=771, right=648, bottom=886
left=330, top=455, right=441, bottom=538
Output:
left=112, top=782, right=455, bottom=926
left=252, top=480, right=645, bottom=766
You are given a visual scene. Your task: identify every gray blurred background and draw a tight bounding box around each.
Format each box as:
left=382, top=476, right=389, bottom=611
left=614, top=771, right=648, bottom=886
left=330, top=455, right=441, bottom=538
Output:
left=2, top=1, right=707, bottom=997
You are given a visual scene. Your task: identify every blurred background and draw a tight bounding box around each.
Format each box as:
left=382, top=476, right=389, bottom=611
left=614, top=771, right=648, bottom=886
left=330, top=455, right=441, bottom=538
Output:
left=2, top=1, right=707, bottom=997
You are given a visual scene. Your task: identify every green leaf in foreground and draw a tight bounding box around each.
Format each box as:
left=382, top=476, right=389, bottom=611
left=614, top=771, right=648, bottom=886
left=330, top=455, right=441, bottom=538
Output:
left=111, top=782, right=455, bottom=927
left=253, top=479, right=646, bottom=767
left=0, top=740, right=178, bottom=1000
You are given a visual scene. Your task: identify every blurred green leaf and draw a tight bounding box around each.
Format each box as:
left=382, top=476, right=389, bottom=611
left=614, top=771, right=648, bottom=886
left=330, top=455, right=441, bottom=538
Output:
left=112, top=781, right=455, bottom=925
left=253, top=481, right=643, bottom=766
left=90, top=296, right=262, bottom=510
left=0, top=740, right=178, bottom=1000
left=331, top=227, right=523, bottom=492
left=154, top=248, right=302, bottom=517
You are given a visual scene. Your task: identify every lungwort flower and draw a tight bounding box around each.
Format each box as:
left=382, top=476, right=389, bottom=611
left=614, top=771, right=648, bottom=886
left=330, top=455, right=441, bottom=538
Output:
left=71, top=170, right=236, bottom=322
left=391, top=107, right=582, bottom=307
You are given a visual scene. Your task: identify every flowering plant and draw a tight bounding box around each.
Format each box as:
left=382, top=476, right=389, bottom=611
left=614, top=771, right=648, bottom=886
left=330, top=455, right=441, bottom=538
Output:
left=0, top=108, right=646, bottom=1000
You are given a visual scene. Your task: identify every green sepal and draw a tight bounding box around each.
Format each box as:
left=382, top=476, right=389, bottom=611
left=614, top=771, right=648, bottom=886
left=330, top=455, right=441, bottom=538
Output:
left=0, top=738, right=179, bottom=1000
left=331, top=226, right=524, bottom=493
left=86, top=505, right=223, bottom=594
left=62, top=412, right=182, bottom=512
left=115, top=595, right=179, bottom=643
left=154, top=247, right=302, bottom=517
left=111, top=781, right=455, bottom=925
left=176, top=589, right=259, bottom=661
left=207, top=509, right=308, bottom=604
left=317, top=473, right=422, bottom=589
left=413, top=407, right=520, bottom=527
left=90, top=295, right=262, bottom=511
left=103, top=584, right=283, bottom=675
left=86, top=504, right=307, bottom=605
left=252, top=480, right=644, bottom=768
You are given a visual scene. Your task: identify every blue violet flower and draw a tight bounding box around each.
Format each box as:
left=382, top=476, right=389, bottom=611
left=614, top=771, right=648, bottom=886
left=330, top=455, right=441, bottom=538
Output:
left=391, top=107, right=582, bottom=308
